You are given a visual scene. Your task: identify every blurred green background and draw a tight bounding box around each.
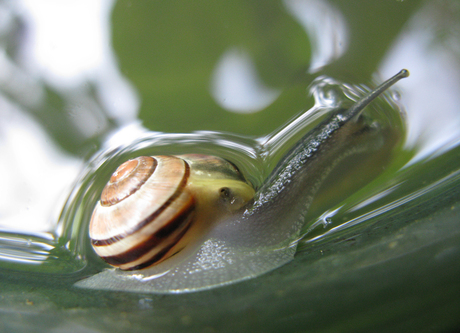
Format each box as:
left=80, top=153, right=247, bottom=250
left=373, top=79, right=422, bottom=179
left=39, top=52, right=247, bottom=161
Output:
left=1, top=0, right=460, bottom=332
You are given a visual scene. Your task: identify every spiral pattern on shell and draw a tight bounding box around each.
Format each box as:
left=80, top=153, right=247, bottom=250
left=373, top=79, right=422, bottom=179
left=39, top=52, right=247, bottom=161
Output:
left=89, top=156, right=195, bottom=270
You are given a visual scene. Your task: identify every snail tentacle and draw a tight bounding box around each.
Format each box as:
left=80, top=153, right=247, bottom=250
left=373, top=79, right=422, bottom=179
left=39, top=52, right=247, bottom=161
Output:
left=345, top=69, right=409, bottom=121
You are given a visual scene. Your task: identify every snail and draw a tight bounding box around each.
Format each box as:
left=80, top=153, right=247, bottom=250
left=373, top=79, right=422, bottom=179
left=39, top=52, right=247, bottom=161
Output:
left=79, top=69, right=409, bottom=294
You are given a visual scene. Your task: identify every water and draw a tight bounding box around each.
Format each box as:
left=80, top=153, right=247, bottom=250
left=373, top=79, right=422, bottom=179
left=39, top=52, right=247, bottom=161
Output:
left=1, top=0, right=460, bottom=331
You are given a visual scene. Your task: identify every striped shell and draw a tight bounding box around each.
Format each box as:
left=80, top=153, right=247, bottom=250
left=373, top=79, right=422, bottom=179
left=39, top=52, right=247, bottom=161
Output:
left=89, top=155, right=255, bottom=271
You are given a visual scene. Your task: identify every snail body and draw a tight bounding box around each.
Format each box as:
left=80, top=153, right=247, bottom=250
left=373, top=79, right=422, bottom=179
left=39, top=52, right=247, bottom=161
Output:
left=82, top=70, right=409, bottom=293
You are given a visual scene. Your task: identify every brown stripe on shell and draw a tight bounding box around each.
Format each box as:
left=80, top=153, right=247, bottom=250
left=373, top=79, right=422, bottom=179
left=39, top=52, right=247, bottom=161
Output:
left=98, top=197, right=195, bottom=267
left=101, top=156, right=157, bottom=207
left=91, top=159, right=191, bottom=246
left=127, top=223, right=191, bottom=270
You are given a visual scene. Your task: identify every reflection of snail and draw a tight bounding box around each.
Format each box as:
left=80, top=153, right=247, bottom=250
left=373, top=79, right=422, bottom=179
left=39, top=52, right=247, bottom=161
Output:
left=89, top=70, right=409, bottom=272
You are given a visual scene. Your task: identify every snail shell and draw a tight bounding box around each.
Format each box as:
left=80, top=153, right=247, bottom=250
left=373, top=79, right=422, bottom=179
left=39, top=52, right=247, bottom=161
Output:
left=89, top=154, right=254, bottom=270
